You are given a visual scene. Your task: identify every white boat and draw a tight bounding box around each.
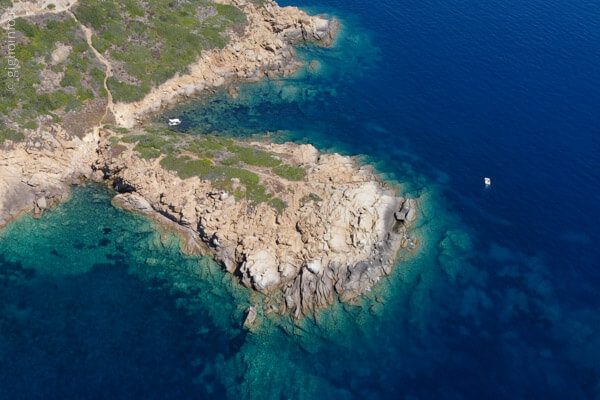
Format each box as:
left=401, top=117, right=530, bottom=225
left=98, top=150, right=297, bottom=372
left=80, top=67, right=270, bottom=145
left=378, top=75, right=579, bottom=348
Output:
left=484, top=177, right=492, bottom=186
left=168, top=118, right=182, bottom=126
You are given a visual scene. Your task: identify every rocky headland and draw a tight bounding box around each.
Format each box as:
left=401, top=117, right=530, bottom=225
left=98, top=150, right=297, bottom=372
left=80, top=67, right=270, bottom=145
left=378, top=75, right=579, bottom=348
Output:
left=95, top=128, right=418, bottom=319
left=0, top=0, right=419, bottom=320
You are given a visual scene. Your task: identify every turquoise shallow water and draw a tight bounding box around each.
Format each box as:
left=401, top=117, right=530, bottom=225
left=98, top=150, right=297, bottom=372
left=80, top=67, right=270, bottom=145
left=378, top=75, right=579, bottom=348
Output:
left=0, top=186, right=252, bottom=399
left=2, top=0, right=600, bottom=398
left=0, top=185, right=452, bottom=399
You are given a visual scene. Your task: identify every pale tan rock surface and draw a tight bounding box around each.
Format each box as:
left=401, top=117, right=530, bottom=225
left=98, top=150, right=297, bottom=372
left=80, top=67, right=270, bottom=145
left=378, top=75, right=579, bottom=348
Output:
left=0, top=126, right=98, bottom=227
left=97, top=135, right=419, bottom=317
left=0, top=0, right=76, bottom=24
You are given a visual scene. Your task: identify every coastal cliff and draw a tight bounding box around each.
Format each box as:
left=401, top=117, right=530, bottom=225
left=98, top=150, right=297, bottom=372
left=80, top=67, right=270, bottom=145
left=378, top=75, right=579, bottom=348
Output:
left=0, top=0, right=418, bottom=319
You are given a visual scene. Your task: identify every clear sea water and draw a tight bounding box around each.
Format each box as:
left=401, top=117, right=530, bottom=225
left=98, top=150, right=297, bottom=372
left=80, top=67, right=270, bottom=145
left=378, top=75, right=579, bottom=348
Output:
left=1, top=0, right=599, bottom=398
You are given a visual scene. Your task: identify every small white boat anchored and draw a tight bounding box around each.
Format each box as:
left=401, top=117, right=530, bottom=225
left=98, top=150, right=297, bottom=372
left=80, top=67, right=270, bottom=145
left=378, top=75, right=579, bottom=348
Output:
left=484, top=177, right=492, bottom=187
left=168, top=118, right=182, bottom=127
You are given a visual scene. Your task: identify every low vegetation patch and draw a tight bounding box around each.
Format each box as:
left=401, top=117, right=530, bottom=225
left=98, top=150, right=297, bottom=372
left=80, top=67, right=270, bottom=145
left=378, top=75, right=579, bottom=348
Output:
left=114, top=126, right=306, bottom=211
left=0, top=0, right=12, bottom=12
left=0, top=124, right=25, bottom=144
left=0, top=14, right=106, bottom=141
left=74, top=0, right=246, bottom=103
left=273, top=164, right=306, bottom=181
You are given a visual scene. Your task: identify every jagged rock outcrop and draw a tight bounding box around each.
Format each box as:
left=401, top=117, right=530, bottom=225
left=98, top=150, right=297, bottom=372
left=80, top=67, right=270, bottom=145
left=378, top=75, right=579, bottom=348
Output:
left=96, top=135, right=419, bottom=318
left=0, top=126, right=98, bottom=228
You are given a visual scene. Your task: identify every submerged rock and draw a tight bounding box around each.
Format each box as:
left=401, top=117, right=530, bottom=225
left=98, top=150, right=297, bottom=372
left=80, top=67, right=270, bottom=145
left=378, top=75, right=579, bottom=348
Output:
left=244, top=305, right=258, bottom=329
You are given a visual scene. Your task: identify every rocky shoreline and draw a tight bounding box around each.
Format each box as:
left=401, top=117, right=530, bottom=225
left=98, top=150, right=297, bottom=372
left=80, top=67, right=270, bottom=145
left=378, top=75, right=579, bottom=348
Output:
left=0, top=126, right=99, bottom=229
left=1, top=0, right=338, bottom=230
left=0, top=0, right=419, bottom=320
left=94, top=131, right=419, bottom=319
left=111, top=0, right=340, bottom=128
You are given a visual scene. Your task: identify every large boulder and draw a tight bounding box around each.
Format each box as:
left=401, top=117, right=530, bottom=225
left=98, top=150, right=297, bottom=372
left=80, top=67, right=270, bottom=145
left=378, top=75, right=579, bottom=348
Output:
left=242, top=249, right=281, bottom=291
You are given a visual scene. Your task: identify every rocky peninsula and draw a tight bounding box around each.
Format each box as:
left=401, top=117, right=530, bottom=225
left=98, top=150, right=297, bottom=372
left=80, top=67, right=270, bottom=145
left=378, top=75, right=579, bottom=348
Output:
left=0, top=0, right=419, bottom=319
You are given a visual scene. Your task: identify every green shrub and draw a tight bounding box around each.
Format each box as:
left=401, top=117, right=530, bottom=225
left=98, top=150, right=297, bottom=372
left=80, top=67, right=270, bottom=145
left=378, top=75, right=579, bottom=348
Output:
left=226, top=144, right=281, bottom=168
left=273, top=164, right=306, bottom=181
left=160, top=155, right=213, bottom=179
left=61, top=67, right=80, bottom=88
left=22, top=120, right=38, bottom=130
left=135, top=145, right=162, bottom=160
left=2, top=15, right=106, bottom=131
left=0, top=0, right=13, bottom=10
left=74, top=0, right=247, bottom=101
left=108, top=77, right=148, bottom=103
left=269, top=198, right=287, bottom=214
left=0, top=127, right=25, bottom=144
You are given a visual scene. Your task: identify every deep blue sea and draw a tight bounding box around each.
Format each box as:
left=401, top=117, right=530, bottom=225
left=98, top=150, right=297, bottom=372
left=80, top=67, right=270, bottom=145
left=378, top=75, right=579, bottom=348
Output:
left=1, top=0, right=599, bottom=398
